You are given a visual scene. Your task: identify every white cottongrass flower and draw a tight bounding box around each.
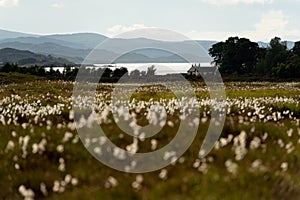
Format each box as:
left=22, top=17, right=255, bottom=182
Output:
left=64, top=174, right=72, bottom=184
left=19, top=135, right=30, bottom=158
left=178, top=157, right=185, bottom=164
left=277, top=139, right=285, bottom=148
left=5, top=140, right=15, bottom=152
left=126, top=138, right=139, bottom=154
left=71, top=177, right=78, bottom=186
left=113, top=147, right=126, bottom=160
left=15, top=163, right=20, bottom=170
left=56, top=144, right=64, bottom=153
left=159, top=169, right=168, bottom=180
left=219, top=138, right=228, bottom=147
left=58, top=158, right=65, bottom=172
left=151, top=139, right=158, bottom=150
left=163, top=151, right=177, bottom=161
left=69, top=110, right=74, bottom=120
left=52, top=180, right=64, bottom=193
left=250, top=137, right=261, bottom=150
left=281, top=162, right=288, bottom=172
left=131, top=175, right=143, bottom=190
left=94, top=147, right=102, bottom=155
left=287, top=128, right=293, bottom=137
left=207, top=156, right=214, bottom=163
left=131, top=181, right=142, bottom=190
left=40, top=182, right=48, bottom=196
left=193, top=159, right=201, bottom=168
left=167, top=120, right=174, bottom=127
left=262, top=132, right=268, bottom=141
left=32, top=138, right=47, bottom=154
left=225, top=159, right=238, bottom=175
left=285, top=142, right=295, bottom=154
left=249, top=159, right=267, bottom=173
left=136, top=175, right=143, bottom=183
left=198, top=162, right=208, bottom=174
left=138, top=132, right=146, bottom=142
left=105, top=176, right=118, bottom=188
left=233, top=131, right=247, bottom=161
left=11, top=131, right=17, bottom=137
left=72, top=135, right=79, bottom=144
left=18, top=185, right=35, bottom=200
left=62, top=132, right=73, bottom=143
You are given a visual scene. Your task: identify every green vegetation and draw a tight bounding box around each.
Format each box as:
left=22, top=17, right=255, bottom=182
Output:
left=0, top=63, right=78, bottom=80
left=0, top=80, right=300, bottom=199
left=210, top=36, right=300, bottom=79
left=0, top=63, right=158, bottom=83
left=0, top=72, right=41, bottom=84
left=0, top=48, right=73, bottom=66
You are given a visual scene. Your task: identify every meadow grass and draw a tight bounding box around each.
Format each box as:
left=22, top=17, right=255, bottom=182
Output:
left=0, top=80, right=300, bottom=199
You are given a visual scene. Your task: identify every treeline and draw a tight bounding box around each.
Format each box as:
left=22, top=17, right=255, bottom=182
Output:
left=0, top=63, right=79, bottom=80
left=209, top=36, right=300, bottom=78
left=0, top=63, right=158, bottom=82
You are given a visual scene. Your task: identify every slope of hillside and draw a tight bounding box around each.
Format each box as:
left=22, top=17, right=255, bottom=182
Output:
left=42, top=33, right=108, bottom=49
left=0, top=48, right=73, bottom=66
left=1, top=29, right=296, bottom=64
left=0, top=42, right=90, bottom=63
left=0, top=29, right=37, bottom=40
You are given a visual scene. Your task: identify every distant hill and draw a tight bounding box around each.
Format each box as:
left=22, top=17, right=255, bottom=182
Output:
left=1, top=33, right=108, bottom=49
left=0, top=29, right=37, bottom=40
left=42, top=33, right=108, bottom=49
left=1, top=37, right=85, bottom=49
left=0, top=48, right=73, bottom=66
left=94, top=38, right=213, bottom=63
left=258, top=41, right=295, bottom=49
left=0, top=29, right=297, bottom=64
left=193, top=40, right=218, bottom=52
left=0, top=41, right=91, bottom=63
left=0, top=30, right=215, bottom=63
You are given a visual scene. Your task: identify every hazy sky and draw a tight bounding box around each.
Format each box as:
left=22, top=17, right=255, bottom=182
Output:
left=1, top=0, right=300, bottom=41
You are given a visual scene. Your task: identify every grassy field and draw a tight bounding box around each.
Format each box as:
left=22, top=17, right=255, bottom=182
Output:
left=0, top=78, right=300, bottom=199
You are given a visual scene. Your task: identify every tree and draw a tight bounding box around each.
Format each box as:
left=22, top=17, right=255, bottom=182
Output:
left=235, top=38, right=260, bottom=74
left=141, top=71, right=146, bottom=77
left=113, top=67, right=128, bottom=78
left=1, top=63, right=13, bottom=73
left=0, top=63, right=18, bottom=73
left=255, top=48, right=267, bottom=75
left=64, top=65, right=72, bottom=77
left=257, top=37, right=288, bottom=76
left=102, top=68, right=112, bottom=78
left=209, top=42, right=225, bottom=67
left=130, top=69, right=141, bottom=77
left=209, top=37, right=259, bottom=74
left=37, top=66, right=46, bottom=76
left=49, top=65, right=55, bottom=76
left=292, top=41, right=300, bottom=57
left=146, top=65, right=156, bottom=76
left=273, top=54, right=300, bottom=78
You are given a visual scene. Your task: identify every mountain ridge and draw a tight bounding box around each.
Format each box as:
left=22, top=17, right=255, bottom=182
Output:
left=0, top=29, right=297, bottom=64
left=0, top=29, right=37, bottom=40
left=0, top=48, right=73, bottom=66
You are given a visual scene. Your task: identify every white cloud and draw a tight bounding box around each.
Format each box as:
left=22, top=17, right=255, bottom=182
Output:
left=106, top=24, right=190, bottom=41
left=187, top=10, right=300, bottom=41
left=106, top=24, right=155, bottom=36
left=0, top=0, right=18, bottom=7
left=52, top=3, right=64, bottom=8
left=187, top=30, right=238, bottom=41
left=202, top=0, right=273, bottom=5
left=250, top=10, right=289, bottom=40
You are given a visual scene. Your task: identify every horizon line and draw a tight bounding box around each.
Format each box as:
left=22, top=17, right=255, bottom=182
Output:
left=1, top=28, right=299, bottom=43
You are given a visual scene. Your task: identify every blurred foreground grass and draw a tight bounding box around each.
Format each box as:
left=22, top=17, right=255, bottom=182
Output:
left=0, top=78, right=300, bottom=199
